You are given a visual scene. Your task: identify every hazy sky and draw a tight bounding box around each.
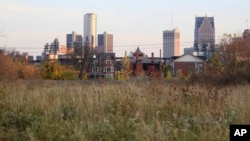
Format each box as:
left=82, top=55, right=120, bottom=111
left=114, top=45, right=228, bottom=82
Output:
left=0, top=0, right=249, bottom=57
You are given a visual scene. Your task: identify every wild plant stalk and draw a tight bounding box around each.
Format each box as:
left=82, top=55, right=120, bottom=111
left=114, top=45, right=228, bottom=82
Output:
left=0, top=80, right=249, bottom=140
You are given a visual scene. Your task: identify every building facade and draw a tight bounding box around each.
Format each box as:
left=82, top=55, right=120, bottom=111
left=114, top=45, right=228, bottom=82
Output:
left=194, top=16, right=215, bottom=58
left=84, top=13, right=97, bottom=48
left=89, top=53, right=116, bottom=79
left=130, top=47, right=161, bottom=78
left=243, top=29, right=250, bottom=42
left=98, top=32, right=113, bottom=53
left=171, top=53, right=204, bottom=77
left=163, top=28, right=180, bottom=58
left=66, top=31, right=82, bottom=48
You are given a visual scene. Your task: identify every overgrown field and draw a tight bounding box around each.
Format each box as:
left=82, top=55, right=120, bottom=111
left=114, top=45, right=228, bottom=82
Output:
left=0, top=80, right=249, bottom=141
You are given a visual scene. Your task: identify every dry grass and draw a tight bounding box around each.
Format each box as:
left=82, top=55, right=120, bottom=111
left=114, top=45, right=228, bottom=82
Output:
left=0, top=80, right=250, bottom=141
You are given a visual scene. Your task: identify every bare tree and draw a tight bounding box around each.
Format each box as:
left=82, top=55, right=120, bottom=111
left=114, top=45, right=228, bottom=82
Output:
left=67, top=42, right=92, bottom=79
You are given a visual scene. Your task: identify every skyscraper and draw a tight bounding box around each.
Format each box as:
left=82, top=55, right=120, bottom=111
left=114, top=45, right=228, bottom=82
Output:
left=98, top=32, right=113, bottom=53
left=163, top=28, right=180, bottom=58
left=66, top=31, right=82, bottom=48
left=84, top=13, right=97, bottom=48
left=194, top=16, right=215, bottom=44
left=194, top=15, right=215, bottom=57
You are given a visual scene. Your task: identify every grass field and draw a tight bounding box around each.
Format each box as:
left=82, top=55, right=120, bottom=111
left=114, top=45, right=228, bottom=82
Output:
left=0, top=80, right=249, bottom=141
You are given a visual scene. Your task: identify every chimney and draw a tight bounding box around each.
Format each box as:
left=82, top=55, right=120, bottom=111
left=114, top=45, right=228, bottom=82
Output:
left=151, top=52, right=154, bottom=63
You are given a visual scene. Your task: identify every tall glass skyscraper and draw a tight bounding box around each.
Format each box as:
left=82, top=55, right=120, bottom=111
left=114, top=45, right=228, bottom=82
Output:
left=163, top=28, right=180, bottom=58
left=194, top=16, right=215, bottom=58
left=66, top=31, right=82, bottom=48
left=194, top=16, right=215, bottom=48
left=84, top=13, right=97, bottom=48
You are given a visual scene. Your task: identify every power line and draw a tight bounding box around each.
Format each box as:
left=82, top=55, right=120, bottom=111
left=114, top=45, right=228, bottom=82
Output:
left=1, top=38, right=222, bottom=54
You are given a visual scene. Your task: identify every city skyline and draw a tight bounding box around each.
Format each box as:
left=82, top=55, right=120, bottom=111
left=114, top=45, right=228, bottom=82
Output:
left=0, top=0, right=249, bottom=57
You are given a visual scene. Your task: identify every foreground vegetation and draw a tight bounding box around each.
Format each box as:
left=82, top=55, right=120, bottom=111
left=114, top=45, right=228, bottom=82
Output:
left=0, top=80, right=249, bottom=140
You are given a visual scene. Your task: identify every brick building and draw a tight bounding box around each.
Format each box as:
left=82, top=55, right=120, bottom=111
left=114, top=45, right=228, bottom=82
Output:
left=130, top=47, right=161, bottom=78
left=171, top=53, right=204, bottom=77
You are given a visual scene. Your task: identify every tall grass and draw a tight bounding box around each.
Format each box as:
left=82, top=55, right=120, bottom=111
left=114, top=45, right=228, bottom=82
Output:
left=0, top=80, right=249, bottom=140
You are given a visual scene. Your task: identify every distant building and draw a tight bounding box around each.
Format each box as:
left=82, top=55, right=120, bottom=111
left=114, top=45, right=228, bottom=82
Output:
left=98, top=32, right=113, bottom=53
left=43, top=38, right=68, bottom=60
left=184, top=47, right=194, bottom=54
left=171, top=53, right=204, bottom=77
left=130, top=47, right=161, bottom=78
left=28, top=56, right=33, bottom=62
left=163, top=28, right=180, bottom=59
left=89, top=53, right=116, bottom=79
left=243, top=29, right=250, bottom=42
left=66, top=31, right=82, bottom=48
left=194, top=15, right=215, bottom=46
left=84, top=13, right=97, bottom=48
left=194, top=15, right=215, bottom=59
left=43, top=38, right=59, bottom=57
left=36, top=56, right=43, bottom=62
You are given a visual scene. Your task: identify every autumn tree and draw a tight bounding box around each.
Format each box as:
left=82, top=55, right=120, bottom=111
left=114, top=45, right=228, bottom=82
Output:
left=0, top=49, right=41, bottom=80
left=0, top=49, right=18, bottom=80
left=40, top=60, right=76, bottom=80
left=116, top=52, right=131, bottom=80
left=198, top=34, right=250, bottom=84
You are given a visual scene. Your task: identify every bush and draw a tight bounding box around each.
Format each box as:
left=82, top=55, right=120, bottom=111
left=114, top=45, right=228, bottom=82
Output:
left=40, top=61, right=77, bottom=80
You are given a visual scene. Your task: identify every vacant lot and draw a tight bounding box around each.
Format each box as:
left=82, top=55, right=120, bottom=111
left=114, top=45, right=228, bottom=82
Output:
left=0, top=80, right=249, bottom=141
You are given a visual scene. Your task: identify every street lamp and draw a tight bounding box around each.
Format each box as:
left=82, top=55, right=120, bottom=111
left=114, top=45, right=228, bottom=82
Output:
left=93, top=54, right=97, bottom=79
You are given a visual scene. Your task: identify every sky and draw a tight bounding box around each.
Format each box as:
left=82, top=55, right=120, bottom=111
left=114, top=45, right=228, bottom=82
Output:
left=0, top=0, right=249, bottom=57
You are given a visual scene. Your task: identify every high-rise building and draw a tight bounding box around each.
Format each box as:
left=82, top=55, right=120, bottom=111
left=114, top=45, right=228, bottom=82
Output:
left=84, top=13, right=97, bottom=48
left=163, top=28, right=180, bottom=58
left=194, top=16, right=215, bottom=58
left=98, top=32, right=113, bottom=53
left=194, top=16, right=215, bottom=45
left=66, top=31, right=82, bottom=48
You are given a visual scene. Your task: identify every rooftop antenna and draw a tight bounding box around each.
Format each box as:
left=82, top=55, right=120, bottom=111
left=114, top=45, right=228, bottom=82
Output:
left=171, top=12, right=173, bottom=29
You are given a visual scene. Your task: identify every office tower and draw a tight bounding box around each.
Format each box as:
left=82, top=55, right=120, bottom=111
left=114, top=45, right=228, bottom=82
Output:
left=98, top=32, right=113, bottom=53
left=84, top=13, right=97, bottom=48
left=66, top=31, right=82, bottom=48
left=194, top=15, right=215, bottom=57
left=163, top=28, right=180, bottom=58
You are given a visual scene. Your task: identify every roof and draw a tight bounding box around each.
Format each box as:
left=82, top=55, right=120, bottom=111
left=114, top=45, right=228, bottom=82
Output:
left=133, top=47, right=144, bottom=55
left=173, top=53, right=204, bottom=63
left=195, top=16, right=214, bottom=29
left=131, top=58, right=162, bottom=64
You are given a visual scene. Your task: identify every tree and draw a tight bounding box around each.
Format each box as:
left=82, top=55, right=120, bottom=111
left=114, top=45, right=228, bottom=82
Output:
left=40, top=60, right=76, bottom=80
left=67, top=42, right=92, bottom=80
left=0, top=49, right=41, bottom=80
left=117, top=52, right=131, bottom=80
left=199, top=34, right=250, bottom=84
left=161, top=63, right=172, bottom=80
left=0, top=50, right=18, bottom=80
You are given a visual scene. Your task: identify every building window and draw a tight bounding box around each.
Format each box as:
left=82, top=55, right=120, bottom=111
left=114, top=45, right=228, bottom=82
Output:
left=104, top=67, right=113, bottom=72
left=107, top=67, right=111, bottom=72
left=106, top=60, right=111, bottom=64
